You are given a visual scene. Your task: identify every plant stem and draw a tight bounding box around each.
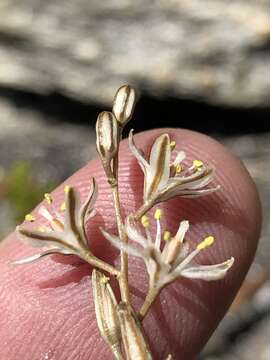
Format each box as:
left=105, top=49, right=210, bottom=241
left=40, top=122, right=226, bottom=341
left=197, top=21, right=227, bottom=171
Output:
left=84, top=252, right=120, bottom=277
left=132, top=200, right=154, bottom=221
left=111, top=182, right=130, bottom=303
left=138, top=286, right=160, bottom=320
left=110, top=128, right=130, bottom=303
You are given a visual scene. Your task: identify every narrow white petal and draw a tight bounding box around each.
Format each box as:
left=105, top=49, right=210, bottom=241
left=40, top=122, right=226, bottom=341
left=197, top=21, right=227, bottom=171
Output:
left=38, top=206, right=64, bottom=232
left=178, top=186, right=220, bottom=198
left=64, top=187, right=87, bottom=248
left=180, top=257, right=234, bottom=281
left=64, top=187, right=81, bottom=229
left=145, top=228, right=153, bottom=246
left=160, top=222, right=189, bottom=266
left=79, top=178, right=98, bottom=243
left=175, top=220, right=189, bottom=243
left=80, top=178, right=98, bottom=224
left=100, top=228, right=144, bottom=259
left=169, top=168, right=215, bottom=190
left=16, top=226, right=78, bottom=254
left=172, top=151, right=186, bottom=166
left=128, top=130, right=149, bottom=171
left=38, top=206, right=53, bottom=222
left=158, top=185, right=220, bottom=203
left=173, top=242, right=190, bottom=268
left=183, top=171, right=215, bottom=190
left=169, top=166, right=206, bottom=182
left=12, top=249, right=65, bottom=265
left=125, top=217, right=148, bottom=247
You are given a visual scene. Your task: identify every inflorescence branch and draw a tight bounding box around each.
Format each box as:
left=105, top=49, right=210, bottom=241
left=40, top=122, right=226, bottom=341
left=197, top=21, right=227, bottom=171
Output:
left=13, top=85, right=234, bottom=360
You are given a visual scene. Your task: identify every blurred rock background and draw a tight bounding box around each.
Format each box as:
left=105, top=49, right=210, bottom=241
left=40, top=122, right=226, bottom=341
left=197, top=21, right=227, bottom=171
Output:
left=0, top=1, right=270, bottom=359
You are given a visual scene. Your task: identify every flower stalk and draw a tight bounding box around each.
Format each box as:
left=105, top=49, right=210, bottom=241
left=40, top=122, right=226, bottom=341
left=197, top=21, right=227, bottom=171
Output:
left=111, top=173, right=130, bottom=303
left=13, top=84, right=234, bottom=360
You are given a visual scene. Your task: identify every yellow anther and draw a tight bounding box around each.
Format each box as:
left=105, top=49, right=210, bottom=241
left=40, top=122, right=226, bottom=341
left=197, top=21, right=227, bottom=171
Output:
left=193, top=159, right=204, bottom=169
left=25, top=214, right=35, bottom=222
left=64, top=185, right=70, bottom=194
left=37, top=226, right=45, bottom=232
left=100, top=275, right=110, bottom=284
left=175, top=164, right=182, bottom=173
left=154, top=209, right=162, bottom=220
left=60, top=202, right=66, bottom=211
left=163, top=231, right=171, bottom=241
left=197, top=236, right=215, bottom=250
left=170, top=141, right=176, bottom=150
left=141, top=215, right=150, bottom=228
left=44, top=193, right=53, bottom=204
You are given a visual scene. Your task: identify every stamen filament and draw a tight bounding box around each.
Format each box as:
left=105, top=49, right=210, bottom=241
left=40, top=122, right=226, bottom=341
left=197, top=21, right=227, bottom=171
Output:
left=155, top=219, right=161, bottom=250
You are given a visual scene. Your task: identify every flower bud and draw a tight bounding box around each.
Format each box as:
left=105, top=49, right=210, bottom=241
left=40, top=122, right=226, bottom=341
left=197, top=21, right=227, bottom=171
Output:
left=96, top=111, right=119, bottom=162
left=113, top=85, right=136, bottom=126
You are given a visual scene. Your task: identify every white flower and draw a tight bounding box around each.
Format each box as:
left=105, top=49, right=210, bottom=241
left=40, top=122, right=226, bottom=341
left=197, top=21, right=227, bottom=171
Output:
left=14, top=179, right=98, bottom=264
left=129, top=130, right=219, bottom=205
left=101, top=209, right=234, bottom=291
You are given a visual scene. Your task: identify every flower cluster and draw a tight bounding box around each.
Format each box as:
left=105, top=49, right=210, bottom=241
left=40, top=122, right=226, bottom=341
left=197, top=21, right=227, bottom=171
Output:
left=12, top=85, right=234, bottom=360
left=129, top=130, right=219, bottom=206
left=102, top=209, right=234, bottom=293
left=14, top=179, right=97, bottom=264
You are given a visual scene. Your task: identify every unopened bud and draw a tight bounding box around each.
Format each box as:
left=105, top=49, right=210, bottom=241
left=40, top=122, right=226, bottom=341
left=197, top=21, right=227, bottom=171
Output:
left=113, top=85, right=136, bottom=126
left=96, top=111, right=119, bottom=162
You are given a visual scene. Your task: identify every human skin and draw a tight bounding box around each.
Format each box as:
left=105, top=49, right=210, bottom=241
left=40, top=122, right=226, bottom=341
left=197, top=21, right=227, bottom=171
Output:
left=0, top=128, right=261, bottom=359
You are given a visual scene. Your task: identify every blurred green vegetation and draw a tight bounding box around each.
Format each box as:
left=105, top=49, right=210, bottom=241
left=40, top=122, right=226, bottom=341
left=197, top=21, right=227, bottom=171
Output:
left=1, top=161, right=55, bottom=226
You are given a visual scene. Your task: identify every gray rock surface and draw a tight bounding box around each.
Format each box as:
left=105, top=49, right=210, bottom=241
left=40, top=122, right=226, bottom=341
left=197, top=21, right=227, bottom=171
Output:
left=1, top=0, right=270, bottom=106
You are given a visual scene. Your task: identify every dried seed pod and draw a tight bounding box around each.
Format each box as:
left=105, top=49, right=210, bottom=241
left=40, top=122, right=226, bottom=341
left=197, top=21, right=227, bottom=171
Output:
left=92, top=270, right=123, bottom=360
left=96, top=111, right=119, bottom=184
left=118, top=302, right=152, bottom=360
left=113, top=85, right=136, bottom=126
left=96, top=111, right=119, bottom=161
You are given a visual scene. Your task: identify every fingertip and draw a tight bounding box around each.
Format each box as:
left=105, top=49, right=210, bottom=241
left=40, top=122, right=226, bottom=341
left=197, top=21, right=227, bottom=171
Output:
left=0, top=127, right=262, bottom=359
